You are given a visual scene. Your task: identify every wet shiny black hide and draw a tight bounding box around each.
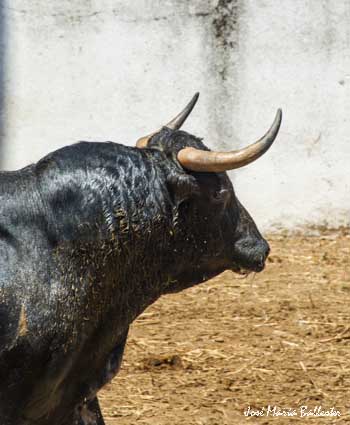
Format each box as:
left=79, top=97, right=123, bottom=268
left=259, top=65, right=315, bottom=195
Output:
left=0, top=128, right=269, bottom=424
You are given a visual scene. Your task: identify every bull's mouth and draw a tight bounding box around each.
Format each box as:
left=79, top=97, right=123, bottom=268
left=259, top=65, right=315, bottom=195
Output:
left=230, top=263, right=251, bottom=276
left=230, top=262, right=265, bottom=275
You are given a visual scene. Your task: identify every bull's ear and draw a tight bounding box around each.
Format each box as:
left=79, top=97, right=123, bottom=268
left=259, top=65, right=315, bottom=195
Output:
left=166, top=173, right=199, bottom=206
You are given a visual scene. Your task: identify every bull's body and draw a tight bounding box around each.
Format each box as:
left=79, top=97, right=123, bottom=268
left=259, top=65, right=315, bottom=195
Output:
left=0, top=102, right=279, bottom=423
left=0, top=142, right=185, bottom=424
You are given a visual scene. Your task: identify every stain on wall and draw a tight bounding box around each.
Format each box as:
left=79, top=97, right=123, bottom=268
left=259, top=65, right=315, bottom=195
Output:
left=212, top=0, right=239, bottom=77
left=204, top=0, right=241, bottom=151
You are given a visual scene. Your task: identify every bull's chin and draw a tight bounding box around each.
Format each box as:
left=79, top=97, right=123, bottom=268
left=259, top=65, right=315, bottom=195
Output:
left=169, top=260, right=265, bottom=293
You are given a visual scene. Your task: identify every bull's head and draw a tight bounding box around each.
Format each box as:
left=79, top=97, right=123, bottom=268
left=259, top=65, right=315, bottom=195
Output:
left=136, top=94, right=282, bottom=286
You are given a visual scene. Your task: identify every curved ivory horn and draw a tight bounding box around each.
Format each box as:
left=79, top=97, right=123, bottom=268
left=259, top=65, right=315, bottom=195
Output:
left=177, top=109, right=282, bottom=172
left=136, top=93, right=199, bottom=148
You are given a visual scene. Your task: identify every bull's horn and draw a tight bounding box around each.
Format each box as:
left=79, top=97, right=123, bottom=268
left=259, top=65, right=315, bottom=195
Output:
left=177, top=109, right=282, bottom=172
left=136, top=93, right=199, bottom=148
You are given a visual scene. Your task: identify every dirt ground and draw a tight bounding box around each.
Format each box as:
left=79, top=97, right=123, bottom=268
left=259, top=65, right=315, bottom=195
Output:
left=99, top=229, right=350, bottom=424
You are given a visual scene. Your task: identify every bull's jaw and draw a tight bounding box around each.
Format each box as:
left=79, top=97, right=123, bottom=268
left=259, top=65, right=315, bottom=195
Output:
left=163, top=265, right=227, bottom=293
left=162, top=251, right=267, bottom=293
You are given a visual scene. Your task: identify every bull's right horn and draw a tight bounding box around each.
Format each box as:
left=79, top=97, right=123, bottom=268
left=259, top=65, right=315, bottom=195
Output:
left=177, top=109, right=282, bottom=172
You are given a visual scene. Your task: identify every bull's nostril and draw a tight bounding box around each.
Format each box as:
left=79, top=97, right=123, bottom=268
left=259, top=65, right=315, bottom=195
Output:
left=255, top=260, right=265, bottom=272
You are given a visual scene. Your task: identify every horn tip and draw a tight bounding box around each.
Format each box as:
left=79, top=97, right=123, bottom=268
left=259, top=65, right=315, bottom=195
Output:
left=274, top=108, right=282, bottom=129
left=190, top=92, right=200, bottom=106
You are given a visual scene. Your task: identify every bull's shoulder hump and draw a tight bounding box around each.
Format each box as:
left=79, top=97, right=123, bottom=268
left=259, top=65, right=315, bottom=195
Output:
left=34, top=140, right=143, bottom=171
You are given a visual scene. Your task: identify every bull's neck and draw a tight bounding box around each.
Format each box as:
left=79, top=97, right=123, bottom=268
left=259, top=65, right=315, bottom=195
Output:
left=37, top=144, right=196, bottom=314
left=54, top=153, right=178, bottom=283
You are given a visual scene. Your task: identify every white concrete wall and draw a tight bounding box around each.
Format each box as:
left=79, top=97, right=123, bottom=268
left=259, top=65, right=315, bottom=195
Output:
left=1, top=0, right=349, bottom=231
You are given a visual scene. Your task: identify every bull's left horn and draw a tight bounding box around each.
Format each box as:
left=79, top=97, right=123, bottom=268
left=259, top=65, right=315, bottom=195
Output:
left=177, top=109, right=282, bottom=172
left=136, top=93, right=199, bottom=148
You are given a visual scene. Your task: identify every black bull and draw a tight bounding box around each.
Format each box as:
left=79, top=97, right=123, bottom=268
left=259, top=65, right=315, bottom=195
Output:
left=0, top=100, right=281, bottom=424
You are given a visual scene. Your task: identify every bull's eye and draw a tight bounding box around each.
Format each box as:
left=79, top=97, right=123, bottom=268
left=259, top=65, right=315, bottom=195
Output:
left=212, top=189, right=230, bottom=204
left=179, top=200, right=190, bottom=211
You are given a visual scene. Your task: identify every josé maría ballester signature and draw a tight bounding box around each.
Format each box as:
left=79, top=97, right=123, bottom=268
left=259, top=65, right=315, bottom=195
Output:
left=244, top=405, right=341, bottom=418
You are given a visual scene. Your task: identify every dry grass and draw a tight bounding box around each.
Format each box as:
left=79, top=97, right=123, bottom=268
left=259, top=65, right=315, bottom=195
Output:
left=99, top=229, right=350, bottom=424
